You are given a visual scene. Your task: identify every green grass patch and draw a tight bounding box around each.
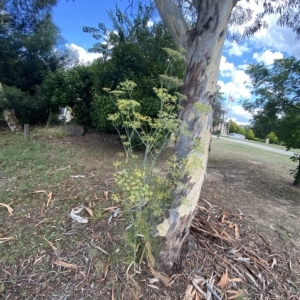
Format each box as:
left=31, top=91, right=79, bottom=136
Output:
left=224, top=135, right=298, bottom=152
left=211, top=138, right=298, bottom=186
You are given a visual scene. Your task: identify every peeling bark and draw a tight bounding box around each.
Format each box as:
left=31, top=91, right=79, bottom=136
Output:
left=154, top=0, right=236, bottom=271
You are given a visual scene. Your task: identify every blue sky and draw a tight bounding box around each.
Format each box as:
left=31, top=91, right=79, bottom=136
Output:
left=52, top=0, right=300, bottom=125
left=53, top=0, right=130, bottom=51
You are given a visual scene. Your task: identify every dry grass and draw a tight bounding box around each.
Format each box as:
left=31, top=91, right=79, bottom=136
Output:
left=31, top=126, right=68, bottom=139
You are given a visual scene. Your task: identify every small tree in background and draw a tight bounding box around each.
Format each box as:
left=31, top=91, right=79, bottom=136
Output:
left=250, top=108, right=280, bottom=139
left=244, top=56, right=300, bottom=185
left=43, top=66, right=94, bottom=127
left=237, top=127, right=245, bottom=136
left=85, top=4, right=184, bottom=132
left=266, top=132, right=278, bottom=144
left=277, top=109, right=300, bottom=186
left=245, top=129, right=255, bottom=140
left=228, top=120, right=239, bottom=133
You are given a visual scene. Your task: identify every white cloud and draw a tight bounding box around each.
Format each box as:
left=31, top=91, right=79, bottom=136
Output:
left=218, top=55, right=253, bottom=124
left=147, top=20, right=154, bottom=27
left=231, top=105, right=252, bottom=119
left=249, top=14, right=300, bottom=58
left=230, top=117, right=250, bottom=126
left=218, top=68, right=251, bottom=101
left=228, top=1, right=300, bottom=57
left=253, top=49, right=283, bottom=65
left=237, top=64, right=248, bottom=70
left=68, top=43, right=102, bottom=65
left=226, top=42, right=250, bottom=57
left=219, top=56, right=235, bottom=77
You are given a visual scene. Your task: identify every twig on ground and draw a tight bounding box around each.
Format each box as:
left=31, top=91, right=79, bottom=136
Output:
left=191, top=280, right=207, bottom=298
left=206, top=283, right=222, bottom=300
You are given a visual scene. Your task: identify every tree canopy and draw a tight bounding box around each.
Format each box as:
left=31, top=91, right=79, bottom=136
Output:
left=0, top=0, right=78, bottom=124
left=81, top=4, right=184, bottom=131
left=243, top=56, right=300, bottom=140
left=1, top=0, right=54, bottom=87
left=243, top=57, right=300, bottom=138
left=163, top=0, right=300, bottom=42
left=243, top=56, right=300, bottom=185
left=243, top=57, right=300, bottom=115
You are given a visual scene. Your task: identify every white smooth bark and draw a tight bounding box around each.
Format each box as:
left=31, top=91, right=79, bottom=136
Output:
left=154, top=0, right=190, bottom=48
left=3, top=109, right=23, bottom=132
left=155, top=0, right=236, bottom=270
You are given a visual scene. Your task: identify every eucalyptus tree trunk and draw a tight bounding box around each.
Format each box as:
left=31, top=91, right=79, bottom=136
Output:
left=154, top=0, right=236, bottom=270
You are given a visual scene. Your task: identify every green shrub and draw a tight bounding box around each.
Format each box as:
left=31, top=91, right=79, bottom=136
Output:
left=91, top=93, right=162, bottom=132
left=237, top=127, right=245, bottom=135
left=245, top=129, right=255, bottom=140
left=228, top=120, right=239, bottom=133
left=266, top=132, right=278, bottom=144
left=43, top=66, right=94, bottom=128
left=91, top=95, right=116, bottom=132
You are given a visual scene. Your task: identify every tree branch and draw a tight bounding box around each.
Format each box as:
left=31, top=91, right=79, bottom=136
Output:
left=0, top=0, right=10, bottom=7
left=269, top=89, right=300, bottom=112
left=281, top=100, right=300, bottom=112
left=154, top=0, right=190, bottom=48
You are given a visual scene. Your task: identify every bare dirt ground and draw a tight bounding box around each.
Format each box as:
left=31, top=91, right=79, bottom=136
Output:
left=1, top=132, right=299, bottom=300
left=206, top=138, right=300, bottom=252
left=196, top=138, right=300, bottom=299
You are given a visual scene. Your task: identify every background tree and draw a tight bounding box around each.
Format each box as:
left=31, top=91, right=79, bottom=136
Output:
left=84, top=4, right=184, bottom=131
left=250, top=109, right=280, bottom=139
left=43, top=65, right=94, bottom=127
left=1, top=0, right=60, bottom=88
left=0, top=84, right=48, bottom=125
left=243, top=56, right=300, bottom=125
left=0, top=0, right=77, bottom=124
left=277, top=108, right=300, bottom=186
left=245, top=128, right=255, bottom=140
left=266, top=132, right=278, bottom=144
left=228, top=119, right=239, bottom=133
left=147, top=0, right=300, bottom=270
left=237, top=126, right=245, bottom=136
left=243, top=56, right=300, bottom=184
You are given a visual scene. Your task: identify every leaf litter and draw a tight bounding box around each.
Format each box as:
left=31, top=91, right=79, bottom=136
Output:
left=187, top=198, right=300, bottom=300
